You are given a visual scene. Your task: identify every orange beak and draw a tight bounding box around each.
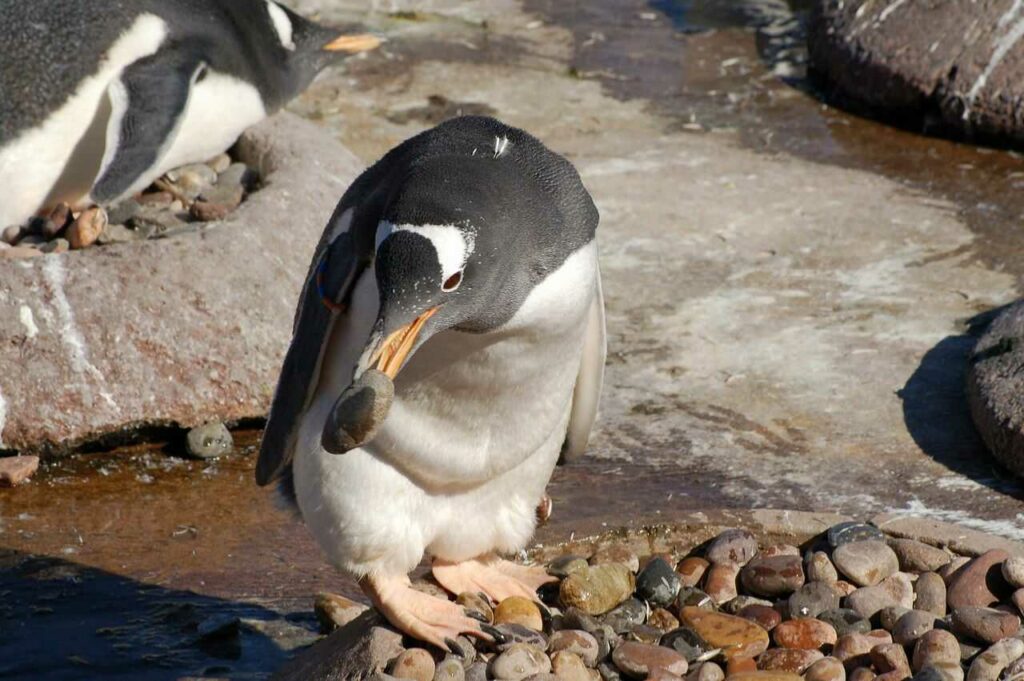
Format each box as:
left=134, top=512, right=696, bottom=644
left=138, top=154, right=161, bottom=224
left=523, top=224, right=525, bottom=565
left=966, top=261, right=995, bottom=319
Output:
left=369, top=307, right=439, bottom=379
left=323, top=33, right=382, bottom=53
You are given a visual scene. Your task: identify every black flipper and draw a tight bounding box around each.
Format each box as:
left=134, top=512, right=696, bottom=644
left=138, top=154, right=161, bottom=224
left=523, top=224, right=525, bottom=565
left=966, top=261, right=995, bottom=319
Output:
left=91, top=50, right=202, bottom=203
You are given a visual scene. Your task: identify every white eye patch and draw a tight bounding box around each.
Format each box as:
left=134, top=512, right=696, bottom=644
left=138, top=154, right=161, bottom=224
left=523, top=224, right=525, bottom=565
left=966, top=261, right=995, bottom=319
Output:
left=266, top=1, right=296, bottom=51
left=375, top=222, right=474, bottom=285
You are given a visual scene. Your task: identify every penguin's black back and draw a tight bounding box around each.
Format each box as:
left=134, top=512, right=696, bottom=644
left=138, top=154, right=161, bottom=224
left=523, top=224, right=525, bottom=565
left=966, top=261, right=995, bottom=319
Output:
left=0, top=0, right=299, bottom=145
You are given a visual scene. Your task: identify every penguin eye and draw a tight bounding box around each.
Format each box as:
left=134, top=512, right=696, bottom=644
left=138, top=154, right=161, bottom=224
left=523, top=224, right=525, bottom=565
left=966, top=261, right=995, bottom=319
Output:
left=442, top=271, right=463, bottom=292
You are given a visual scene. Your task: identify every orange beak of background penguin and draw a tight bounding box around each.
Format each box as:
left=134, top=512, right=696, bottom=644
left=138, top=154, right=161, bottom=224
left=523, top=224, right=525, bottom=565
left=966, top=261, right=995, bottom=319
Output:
left=323, top=33, right=382, bottom=54
left=369, top=307, right=440, bottom=379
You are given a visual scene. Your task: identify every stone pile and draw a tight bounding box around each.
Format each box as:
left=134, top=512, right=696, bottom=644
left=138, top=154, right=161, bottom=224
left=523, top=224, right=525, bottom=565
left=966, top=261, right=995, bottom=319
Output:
left=293, top=521, right=1024, bottom=681
left=0, top=152, right=256, bottom=259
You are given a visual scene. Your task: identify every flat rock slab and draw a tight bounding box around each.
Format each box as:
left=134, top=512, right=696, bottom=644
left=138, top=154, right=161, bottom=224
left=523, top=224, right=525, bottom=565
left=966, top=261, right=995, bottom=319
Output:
left=966, top=300, right=1024, bottom=478
left=808, top=0, right=1024, bottom=145
left=0, top=113, right=361, bottom=455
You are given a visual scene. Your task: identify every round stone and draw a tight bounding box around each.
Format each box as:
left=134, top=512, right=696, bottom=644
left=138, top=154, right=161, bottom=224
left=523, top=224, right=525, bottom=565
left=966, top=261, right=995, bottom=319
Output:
left=704, top=563, right=739, bottom=606
left=772, top=619, right=837, bottom=650
left=758, top=649, right=824, bottom=674
left=892, top=610, right=936, bottom=646
left=679, top=607, right=769, bottom=661
left=845, top=574, right=914, bottom=619
left=887, top=540, right=952, bottom=573
left=877, top=606, right=911, bottom=633
left=817, top=609, right=871, bottom=637
left=869, top=643, right=910, bottom=676
left=966, top=639, right=1024, bottom=681
left=950, top=606, right=1021, bottom=644
left=806, top=552, right=839, bottom=584
left=602, top=598, right=647, bottom=634
left=827, top=523, right=884, bottom=548
left=550, top=630, right=601, bottom=667
left=722, top=596, right=773, bottom=616
left=804, top=657, right=846, bottom=681
left=590, top=546, right=640, bottom=573
left=833, top=631, right=893, bottom=669
left=737, top=604, right=781, bottom=632
left=611, top=641, right=688, bottom=679
left=648, top=608, right=680, bottom=632
left=465, top=662, right=488, bottom=681
left=677, top=558, right=710, bottom=588
left=687, top=662, right=724, bottom=681
left=637, top=557, right=682, bottom=608
left=705, top=530, right=759, bottom=566
left=739, top=555, right=805, bottom=598
left=832, top=541, right=899, bottom=587
left=675, top=588, right=714, bottom=611
left=660, top=627, right=709, bottom=663
left=67, top=206, right=107, bottom=249
left=789, top=582, right=840, bottom=619
left=551, top=651, right=591, bottom=681
left=186, top=421, right=233, bottom=458
left=391, top=649, right=437, bottom=681
left=914, top=573, right=947, bottom=617
left=561, top=564, right=636, bottom=616
left=912, top=630, right=961, bottom=673
left=435, top=658, right=466, bottom=681
left=495, top=597, right=543, bottom=632
left=946, top=550, right=1011, bottom=610
left=549, top=555, right=590, bottom=579
left=488, top=643, right=551, bottom=681
left=1002, top=556, right=1024, bottom=589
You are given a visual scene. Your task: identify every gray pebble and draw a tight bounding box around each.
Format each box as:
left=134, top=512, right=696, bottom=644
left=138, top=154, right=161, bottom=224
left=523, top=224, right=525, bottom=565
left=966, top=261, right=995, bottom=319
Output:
left=488, top=643, right=550, bottom=681
left=705, top=529, right=759, bottom=566
left=602, top=598, right=647, bottom=634
left=817, top=608, right=871, bottom=636
left=827, top=522, right=885, bottom=547
left=660, top=627, right=708, bottom=663
left=636, top=557, right=681, bottom=608
left=789, top=581, right=840, bottom=619
left=892, top=610, right=936, bottom=645
left=186, top=422, right=233, bottom=458
left=435, top=658, right=465, bottom=681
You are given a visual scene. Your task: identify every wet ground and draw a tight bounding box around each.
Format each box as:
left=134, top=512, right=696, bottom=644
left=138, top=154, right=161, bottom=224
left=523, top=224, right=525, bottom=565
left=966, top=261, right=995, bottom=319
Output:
left=6, top=0, right=1024, bottom=678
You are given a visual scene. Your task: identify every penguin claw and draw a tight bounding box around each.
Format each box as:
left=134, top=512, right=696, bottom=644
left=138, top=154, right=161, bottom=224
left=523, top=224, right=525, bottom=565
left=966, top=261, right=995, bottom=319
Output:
left=480, top=623, right=507, bottom=644
left=445, top=637, right=463, bottom=656
left=465, top=609, right=490, bottom=623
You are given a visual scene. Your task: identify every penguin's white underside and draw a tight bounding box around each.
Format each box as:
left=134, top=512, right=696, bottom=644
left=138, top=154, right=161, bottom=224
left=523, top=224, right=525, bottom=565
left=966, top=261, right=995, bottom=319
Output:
left=293, top=240, right=603, bottom=577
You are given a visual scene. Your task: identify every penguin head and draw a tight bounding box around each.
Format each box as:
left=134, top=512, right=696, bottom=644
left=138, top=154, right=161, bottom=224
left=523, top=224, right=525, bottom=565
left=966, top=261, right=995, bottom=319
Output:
left=258, top=1, right=380, bottom=105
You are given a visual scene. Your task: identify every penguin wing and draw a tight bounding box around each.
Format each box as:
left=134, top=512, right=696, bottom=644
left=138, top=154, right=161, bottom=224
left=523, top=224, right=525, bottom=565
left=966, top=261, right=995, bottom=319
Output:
left=256, top=206, right=374, bottom=486
left=91, top=50, right=202, bottom=202
left=559, top=265, right=606, bottom=463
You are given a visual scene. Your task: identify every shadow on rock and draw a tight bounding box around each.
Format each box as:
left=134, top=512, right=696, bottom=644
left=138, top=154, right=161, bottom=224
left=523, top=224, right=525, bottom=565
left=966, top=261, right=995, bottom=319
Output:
left=0, top=549, right=319, bottom=681
left=898, top=308, right=1023, bottom=497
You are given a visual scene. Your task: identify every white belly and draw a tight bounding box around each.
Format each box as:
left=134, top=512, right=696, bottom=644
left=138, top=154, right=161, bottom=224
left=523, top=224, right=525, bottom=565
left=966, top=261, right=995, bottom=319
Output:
left=293, top=242, right=599, bottom=577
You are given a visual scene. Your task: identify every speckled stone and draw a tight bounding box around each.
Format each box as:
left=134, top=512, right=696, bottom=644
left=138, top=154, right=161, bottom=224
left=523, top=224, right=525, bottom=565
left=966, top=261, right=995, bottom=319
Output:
left=807, top=552, right=840, bottom=584
left=705, top=529, right=759, bottom=567
left=649, top=608, right=680, bottom=632
left=950, top=606, right=1020, bottom=644
left=888, top=540, right=952, bottom=573
left=561, top=564, right=636, bottom=616
left=892, top=610, right=936, bottom=646
left=661, top=627, right=709, bottom=663
left=828, top=523, right=884, bottom=548
left=912, top=630, right=961, bottom=673
left=758, top=649, right=824, bottom=674
left=846, top=574, right=914, bottom=619
left=679, top=607, right=769, bottom=661
left=946, top=550, right=1010, bottom=610
left=488, top=643, right=551, bottom=681
left=677, top=558, right=710, bottom=588
left=833, top=542, right=900, bottom=587
left=390, top=649, right=437, bottom=681
left=966, top=639, right=1024, bottom=681
left=914, top=573, right=947, bottom=617
left=870, top=644, right=910, bottom=676
left=602, top=598, right=647, bottom=635
left=817, top=609, right=871, bottom=637
left=789, top=582, right=840, bottom=619
left=550, top=630, right=601, bottom=667
left=704, top=563, right=740, bottom=606
left=637, top=557, right=682, bottom=608
left=805, top=657, right=847, bottom=681
left=740, top=556, right=805, bottom=598
left=773, top=619, right=837, bottom=650
left=738, top=605, right=781, bottom=632
left=611, top=641, right=688, bottom=679
left=495, top=597, right=543, bottom=632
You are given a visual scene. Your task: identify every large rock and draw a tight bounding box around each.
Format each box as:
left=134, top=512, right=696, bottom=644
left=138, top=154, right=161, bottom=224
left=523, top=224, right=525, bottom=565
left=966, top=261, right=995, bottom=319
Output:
left=966, top=300, right=1024, bottom=478
left=271, top=611, right=404, bottom=681
left=0, top=112, right=361, bottom=455
left=808, top=0, right=1024, bottom=146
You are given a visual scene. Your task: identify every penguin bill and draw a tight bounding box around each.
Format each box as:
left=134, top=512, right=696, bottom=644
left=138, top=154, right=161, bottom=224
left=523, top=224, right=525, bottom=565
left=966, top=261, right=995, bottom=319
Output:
left=323, top=33, right=382, bottom=53
left=370, top=307, right=440, bottom=379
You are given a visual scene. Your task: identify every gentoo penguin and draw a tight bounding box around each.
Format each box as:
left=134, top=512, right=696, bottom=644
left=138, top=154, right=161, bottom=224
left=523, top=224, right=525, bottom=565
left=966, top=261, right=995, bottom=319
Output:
left=256, top=116, right=606, bottom=647
left=0, top=0, right=378, bottom=228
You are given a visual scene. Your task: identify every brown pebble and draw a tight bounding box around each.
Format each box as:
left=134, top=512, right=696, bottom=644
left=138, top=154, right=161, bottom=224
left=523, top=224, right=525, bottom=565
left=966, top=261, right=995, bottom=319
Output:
left=705, top=529, right=759, bottom=567
left=869, top=643, right=910, bottom=676
left=560, top=563, right=636, bottom=616
left=648, top=608, right=680, bottom=632
left=832, top=541, right=899, bottom=587
left=772, top=619, right=837, bottom=650
left=494, top=596, right=542, bottom=631
left=680, top=607, right=769, bottom=661
left=549, top=629, right=600, bottom=667
left=946, top=550, right=1010, bottom=610
left=739, top=555, right=805, bottom=598
left=911, top=630, right=960, bottom=673
left=950, top=606, right=1020, bottom=644
left=833, top=632, right=892, bottom=669
left=590, top=545, right=640, bottom=573
left=727, top=672, right=802, bottom=681
left=807, top=552, right=839, bottom=583
left=686, top=663, right=724, bottom=681
left=1012, top=588, right=1024, bottom=616
left=805, top=657, right=846, bottom=681
left=67, top=207, right=107, bottom=249
left=914, top=573, right=947, bottom=617
left=611, top=641, right=688, bottom=678
left=552, top=651, right=591, bottom=681
left=760, top=545, right=800, bottom=557
left=845, top=574, right=913, bottom=619
left=831, top=581, right=857, bottom=597
left=737, top=605, right=781, bottom=632
left=651, top=670, right=686, bottom=681
left=726, top=658, right=758, bottom=676
left=705, top=563, right=740, bottom=605
left=758, top=648, right=824, bottom=673
left=390, top=648, right=436, bottom=681
left=887, top=539, right=952, bottom=573
left=847, top=668, right=874, bottom=681
left=1001, top=556, right=1024, bottom=589
left=0, top=456, right=40, bottom=486
left=872, top=672, right=906, bottom=681
left=677, top=557, right=710, bottom=588
left=313, top=592, right=367, bottom=632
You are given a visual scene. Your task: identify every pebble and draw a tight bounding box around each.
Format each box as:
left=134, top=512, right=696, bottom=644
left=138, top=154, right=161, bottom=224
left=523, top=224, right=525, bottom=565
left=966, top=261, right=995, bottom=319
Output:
left=912, top=630, right=961, bottom=673
left=947, top=550, right=1010, bottom=610
left=313, top=592, right=368, bottom=632
left=456, top=592, right=494, bottom=624
left=590, top=546, right=640, bottom=573
left=1001, top=556, right=1024, bottom=589
left=679, top=607, right=769, bottom=660
left=185, top=422, right=233, bottom=458
left=648, top=608, right=679, bottom=632
left=727, top=672, right=802, bottom=681
left=627, top=624, right=663, bottom=645
left=598, top=662, right=622, bottom=681
left=561, top=564, right=636, bottom=615
left=167, top=163, right=218, bottom=199
left=772, top=619, right=837, bottom=650
left=1, top=245, right=43, bottom=259
left=805, top=657, right=847, bottom=681
left=488, top=643, right=550, bottom=681
left=914, top=573, right=947, bottom=617
left=650, top=671, right=685, bottom=681
left=833, top=542, right=899, bottom=587
left=218, top=162, right=256, bottom=191
left=637, top=557, right=682, bottom=608
left=828, top=523, right=885, bottom=548
left=817, top=609, right=871, bottom=636
left=391, top=649, right=437, bottom=681
left=1012, top=588, right=1024, bottom=616
left=888, top=540, right=952, bottom=573
left=966, top=638, right=1024, bottom=681
left=491, top=624, right=548, bottom=652
left=704, top=564, right=739, bottom=605
left=833, top=632, right=893, bottom=669
left=611, top=641, right=687, bottom=679
left=739, top=555, right=805, bottom=597
left=878, top=607, right=911, bottom=632
left=950, top=606, right=1020, bottom=644
left=892, top=610, right=936, bottom=646
left=831, top=581, right=858, bottom=598
left=551, top=651, right=591, bottom=681
left=0, top=456, right=40, bottom=486
left=660, top=627, right=710, bottom=663
left=726, top=658, right=758, bottom=675
left=39, top=238, right=69, bottom=254
left=722, top=596, right=773, bottom=615
left=550, top=556, right=590, bottom=579
left=677, top=558, right=710, bottom=588
left=207, top=153, right=232, bottom=173
left=913, top=664, right=964, bottom=681
left=686, top=662, right=724, bottom=681
left=435, top=659, right=465, bottom=681
left=2, top=224, right=23, bottom=244
left=807, top=552, right=839, bottom=584
left=758, top=649, right=824, bottom=673
left=675, top=588, right=714, bottom=611
left=869, top=644, right=910, bottom=676
left=938, top=557, right=972, bottom=585
left=494, top=597, right=543, bottom=631
left=848, top=667, right=875, bottom=681
left=67, top=206, right=107, bottom=249
left=789, top=582, right=840, bottom=619
left=705, top=530, right=759, bottom=566
left=550, top=630, right=600, bottom=667
left=737, top=604, right=781, bottom=631
left=846, top=574, right=914, bottom=618
left=602, top=598, right=647, bottom=634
